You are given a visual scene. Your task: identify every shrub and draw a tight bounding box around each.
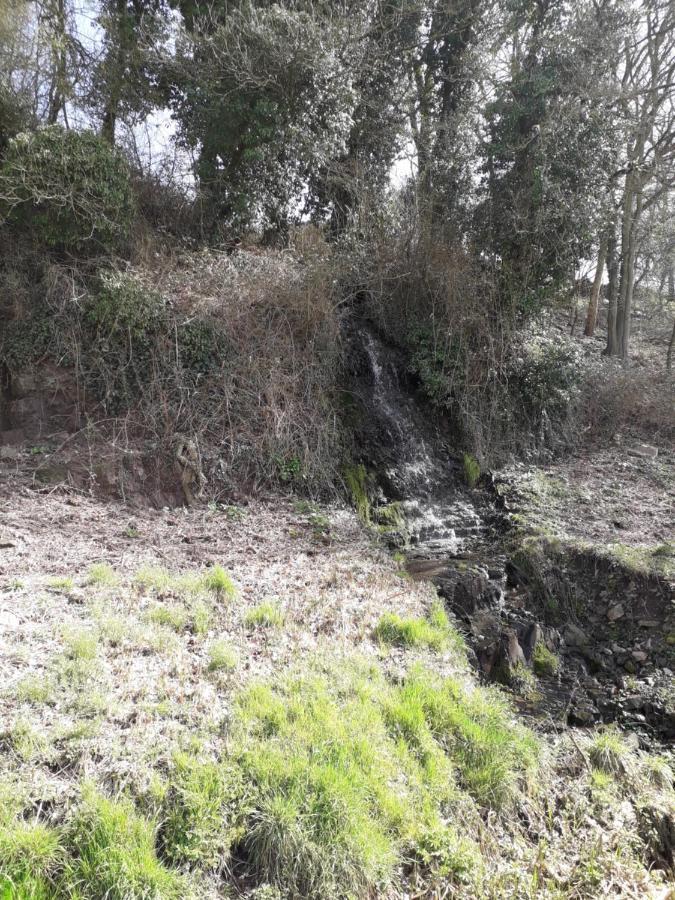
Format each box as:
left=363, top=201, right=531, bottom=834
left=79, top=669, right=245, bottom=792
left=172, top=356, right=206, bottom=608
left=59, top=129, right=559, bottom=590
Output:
left=508, top=335, right=583, bottom=427
left=0, top=126, right=135, bottom=254
left=86, top=271, right=165, bottom=338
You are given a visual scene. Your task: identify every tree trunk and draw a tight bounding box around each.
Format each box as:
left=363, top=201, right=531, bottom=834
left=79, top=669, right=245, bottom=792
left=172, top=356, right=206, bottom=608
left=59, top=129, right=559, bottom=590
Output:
left=100, top=0, right=127, bottom=146
left=667, top=267, right=675, bottom=372
left=667, top=317, right=675, bottom=372
left=584, top=235, right=608, bottom=337
left=604, top=230, right=619, bottom=355
left=45, top=0, right=68, bottom=126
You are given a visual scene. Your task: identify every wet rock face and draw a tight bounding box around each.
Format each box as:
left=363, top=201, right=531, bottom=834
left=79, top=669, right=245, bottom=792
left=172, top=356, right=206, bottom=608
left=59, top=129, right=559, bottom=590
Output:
left=351, top=323, right=489, bottom=554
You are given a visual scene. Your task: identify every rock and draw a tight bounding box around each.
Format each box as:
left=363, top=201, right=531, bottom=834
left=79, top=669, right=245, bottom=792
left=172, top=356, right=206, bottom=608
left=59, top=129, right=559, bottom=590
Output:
left=623, top=659, right=637, bottom=674
left=607, top=604, right=625, bottom=622
left=638, top=805, right=675, bottom=869
left=623, top=696, right=644, bottom=711
left=638, top=619, right=659, bottom=628
left=627, top=443, right=658, bottom=459
left=491, top=629, right=527, bottom=686
left=520, top=622, right=542, bottom=661
left=631, top=650, right=648, bottom=663
left=563, top=622, right=589, bottom=648
left=568, top=701, right=600, bottom=726
left=0, top=446, right=20, bottom=460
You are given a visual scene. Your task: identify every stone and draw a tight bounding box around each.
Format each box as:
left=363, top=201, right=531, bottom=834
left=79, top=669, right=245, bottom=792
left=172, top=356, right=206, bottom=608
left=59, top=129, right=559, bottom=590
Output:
left=627, top=443, right=658, bottom=459
left=631, top=650, right=648, bottom=662
left=568, top=701, right=600, bottom=726
left=0, top=446, right=20, bottom=460
left=607, top=604, right=625, bottom=622
left=563, top=622, right=589, bottom=648
left=638, top=619, right=659, bottom=628
left=490, top=629, right=527, bottom=686
left=519, top=622, right=542, bottom=661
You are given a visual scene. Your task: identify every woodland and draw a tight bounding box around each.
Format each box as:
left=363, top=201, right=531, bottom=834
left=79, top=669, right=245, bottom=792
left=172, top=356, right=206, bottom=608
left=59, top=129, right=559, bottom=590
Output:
left=0, top=2, right=674, bottom=899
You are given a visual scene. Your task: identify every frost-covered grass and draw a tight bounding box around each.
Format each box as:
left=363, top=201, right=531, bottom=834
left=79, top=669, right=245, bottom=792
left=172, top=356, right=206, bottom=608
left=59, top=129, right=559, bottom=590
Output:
left=0, top=496, right=672, bottom=899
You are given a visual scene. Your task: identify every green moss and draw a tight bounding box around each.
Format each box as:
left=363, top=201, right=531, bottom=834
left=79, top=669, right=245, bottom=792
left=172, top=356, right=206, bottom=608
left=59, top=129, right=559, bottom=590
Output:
left=343, top=463, right=371, bottom=524
left=375, top=502, right=404, bottom=531
left=605, top=542, right=675, bottom=579
left=532, top=643, right=559, bottom=677
left=463, top=454, right=481, bottom=489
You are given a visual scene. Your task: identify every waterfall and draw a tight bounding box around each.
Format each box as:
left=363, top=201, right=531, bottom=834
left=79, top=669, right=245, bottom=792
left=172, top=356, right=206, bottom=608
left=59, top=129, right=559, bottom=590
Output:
left=355, top=323, right=484, bottom=556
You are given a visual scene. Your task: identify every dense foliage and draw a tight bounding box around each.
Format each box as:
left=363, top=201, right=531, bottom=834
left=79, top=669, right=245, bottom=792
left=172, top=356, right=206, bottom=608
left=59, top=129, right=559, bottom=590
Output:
left=0, top=126, right=135, bottom=254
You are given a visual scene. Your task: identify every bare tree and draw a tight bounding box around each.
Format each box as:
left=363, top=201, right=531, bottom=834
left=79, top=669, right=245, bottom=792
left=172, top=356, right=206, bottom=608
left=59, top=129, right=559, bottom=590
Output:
left=607, top=0, right=675, bottom=359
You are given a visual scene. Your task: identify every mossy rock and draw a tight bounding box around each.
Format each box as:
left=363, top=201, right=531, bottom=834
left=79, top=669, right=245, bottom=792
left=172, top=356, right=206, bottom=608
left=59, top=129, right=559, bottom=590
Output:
left=343, top=462, right=371, bottom=524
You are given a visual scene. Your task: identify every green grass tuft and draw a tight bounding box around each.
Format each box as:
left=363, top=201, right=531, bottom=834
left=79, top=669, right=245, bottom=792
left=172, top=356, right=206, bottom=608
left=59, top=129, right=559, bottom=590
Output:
left=245, top=602, right=285, bottom=629
left=0, top=817, right=62, bottom=898
left=589, top=730, right=627, bottom=775
left=160, top=752, right=239, bottom=870
left=217, top=659, right=534, bottom=896
left=201, top=565, right=237, bottom=600
left=207, top=640, right=239, bottom=672
left=63, top=787, right=188, bottom=899
left=62, top=628, right=98, bottom=661
left=47, top=576, right=74, bottom=592
left=374, top=602, right=458, bottom=652
left=135, top=565, right=236, bottom=600
left=15, top=675, right=54, bottom=706
left=86, top=563, right=119, bottom=587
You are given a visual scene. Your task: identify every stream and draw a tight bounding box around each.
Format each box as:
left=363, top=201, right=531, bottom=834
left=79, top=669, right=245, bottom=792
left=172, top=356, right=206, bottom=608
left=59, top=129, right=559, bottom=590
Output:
left=353, top=323, right=675, bottom=744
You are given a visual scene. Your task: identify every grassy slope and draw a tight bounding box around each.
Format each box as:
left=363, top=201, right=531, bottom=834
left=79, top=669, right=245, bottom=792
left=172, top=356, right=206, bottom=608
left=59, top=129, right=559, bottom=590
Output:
left=0, top=488, right=672, bottom=898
